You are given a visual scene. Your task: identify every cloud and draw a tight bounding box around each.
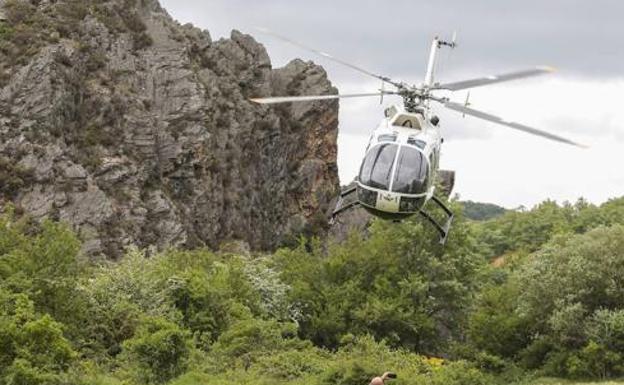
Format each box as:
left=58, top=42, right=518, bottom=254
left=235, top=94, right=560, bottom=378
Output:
left=161, top=0, right=624, bottom=78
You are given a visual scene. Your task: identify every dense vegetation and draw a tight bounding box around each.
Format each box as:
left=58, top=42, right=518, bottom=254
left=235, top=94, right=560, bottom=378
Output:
left=1, top=196, right=624, bottom=384
left=461, top=201, right=507, bottom=221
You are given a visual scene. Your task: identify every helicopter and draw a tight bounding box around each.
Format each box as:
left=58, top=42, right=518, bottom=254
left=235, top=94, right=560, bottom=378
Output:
left=250, top=30, right=585, bottom=244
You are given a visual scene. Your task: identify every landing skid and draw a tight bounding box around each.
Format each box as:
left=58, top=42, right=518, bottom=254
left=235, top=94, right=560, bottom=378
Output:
left=330, top=187, right=454, bottom=245
left=330, top=185, right=359, bottom=224
left=419, top=195, right=454, bottom=245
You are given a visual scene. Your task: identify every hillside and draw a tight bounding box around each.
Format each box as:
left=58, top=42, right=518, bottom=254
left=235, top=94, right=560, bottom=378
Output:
left=0, top=0, right=339, bottom=257
left=461, top=200, right=508, bottom=221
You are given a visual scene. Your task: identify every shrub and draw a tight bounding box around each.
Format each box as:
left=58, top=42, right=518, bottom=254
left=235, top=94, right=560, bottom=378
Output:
left=0, top=291, right=76, bottom=384
left=274, top=205, right=482, bottom=353
left=0, top=21, right=13, bottom=40
left=75, top=249, right=175, bottom=360
left=585, top=309, right=624, bottom=352
left=0, top=215, right=83, bottom=328
left=468, top=225, right=624, bottom=378
left=4, top=0, right=35, bottom=25
left=133, top=30, right=153, bottom=50
left=162, top=253, right=266, bottom=347
left=121, top=316, right=192, bottom=384
left=211, top=318, right=301, bottom=363
left=4, top=358, right=63, bottom=385
left=0, top=156, right=34, bottom=199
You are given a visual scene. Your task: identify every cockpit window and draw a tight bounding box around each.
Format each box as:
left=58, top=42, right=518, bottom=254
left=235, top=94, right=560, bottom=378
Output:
left=377, top=134, right=397, bottom=142
left=391, top=147, right=429, bottom=194
left=407, top=136, right=426, bottom=149
left=359, top=143, right=398, bottom=190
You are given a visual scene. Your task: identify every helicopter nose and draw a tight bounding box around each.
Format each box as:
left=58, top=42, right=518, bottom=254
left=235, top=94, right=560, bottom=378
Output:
left=376, top=192, right=400, bottom=213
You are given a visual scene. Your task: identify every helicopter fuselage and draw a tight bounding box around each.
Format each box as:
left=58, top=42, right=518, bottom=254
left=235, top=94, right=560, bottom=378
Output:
left=355, top=104, right=442, bottom=220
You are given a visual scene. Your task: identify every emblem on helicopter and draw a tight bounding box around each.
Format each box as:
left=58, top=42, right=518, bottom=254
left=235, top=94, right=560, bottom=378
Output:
left=377, top=193, right=400, bottom=213
left=251, top=29, right=585, bottom=244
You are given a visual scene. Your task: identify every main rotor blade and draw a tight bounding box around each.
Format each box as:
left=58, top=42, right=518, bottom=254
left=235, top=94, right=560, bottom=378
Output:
left=256, top=27, right=402, bottom=88
left=250, top=92, right=393, bottom=105
left=443, top=101, right=587, bottom=148
left=433, top=66, right=555, bottom=91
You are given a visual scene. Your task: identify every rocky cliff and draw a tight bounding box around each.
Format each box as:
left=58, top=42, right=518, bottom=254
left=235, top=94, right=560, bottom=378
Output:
left=0, top=0, right=339, bottom=257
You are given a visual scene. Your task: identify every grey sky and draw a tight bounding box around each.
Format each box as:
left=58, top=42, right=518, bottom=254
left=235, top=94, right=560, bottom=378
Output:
left=161, top=0, right=624, bottom=79
left=160, top=1, right=624, bottom=207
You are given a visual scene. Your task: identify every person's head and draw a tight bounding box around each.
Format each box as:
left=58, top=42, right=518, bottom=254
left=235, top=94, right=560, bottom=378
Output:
left=369, top=372, right=397, bottom=385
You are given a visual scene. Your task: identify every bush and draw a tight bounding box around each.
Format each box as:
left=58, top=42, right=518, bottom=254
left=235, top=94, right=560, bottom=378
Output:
left=0, top=291, right=76, bottom=384
left=4, top=358, right=63, bottom=385
left=162, top=252, right=271, bottom=347
left=274, top=206, right=482, bottom=353
left=4, top=0, right=35, bottom=25
left=468, top=224, right=624, bottom=378
left=121, top=316, right=192, bottom=384
left=133, top=30, right=153, bottom=50
left=211, top=318, right=302, bottom=365
left=0, top=215, right=83, bottom=327
left=0, top=156, right=34, bottom=199
left=0, top=21, right=13, bottom=40
left=75, top=249, right=176, bottom=360
left=585, top=309, right=624, bottom=352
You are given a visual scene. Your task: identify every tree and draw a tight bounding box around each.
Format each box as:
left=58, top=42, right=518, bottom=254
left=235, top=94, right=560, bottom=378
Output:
left=274, top=203, right=482, bottom=353
left=0, top=290, right=76, bottom=384
left=468, top=224, right=624, bottom=377
left=120, top=316, right=192, bottom=384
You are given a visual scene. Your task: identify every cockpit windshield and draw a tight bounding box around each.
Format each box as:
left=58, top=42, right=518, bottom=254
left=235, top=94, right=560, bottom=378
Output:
left=391, top=147, right=429, bottom=194
left=359, top=143, right=398, bottom=190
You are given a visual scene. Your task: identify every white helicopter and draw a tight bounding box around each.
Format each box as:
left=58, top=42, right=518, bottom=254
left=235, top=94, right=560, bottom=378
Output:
left=251, top=30, right=585, bottom=244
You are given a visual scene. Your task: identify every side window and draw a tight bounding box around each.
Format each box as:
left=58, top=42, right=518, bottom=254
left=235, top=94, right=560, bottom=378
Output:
left=429, top=153, right=435, bottom=177
left=377, top=133, right=397, bottom=142
left=407, top=136, right=426, bottom=149
left=430, top=147, right=440, bottom=170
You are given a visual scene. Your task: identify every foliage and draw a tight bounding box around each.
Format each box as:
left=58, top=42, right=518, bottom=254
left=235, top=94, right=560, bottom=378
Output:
left=274, top=203, right=482, bottom=353
left=0, top=0, right=153, bottom=90
left=0, top=157, right=34, bottom=199
left=74, top=248, right=175, bottom=361
left=0, top=210, right=84, bottom=328
left=120, top=316, right=192, bottom=384
left=468, top=224, right=624, bottom=378
left=474, top=197, right=624, bottom=259
left=0, top=289, right=76, bottom=384
left=461, top=200, right=507, bottom=221
left=1, top=195, right=624, bottom=383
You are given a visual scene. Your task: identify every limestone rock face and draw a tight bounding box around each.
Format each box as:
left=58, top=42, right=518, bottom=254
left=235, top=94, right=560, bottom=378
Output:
left=0, top=0, right=339, bottom=257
